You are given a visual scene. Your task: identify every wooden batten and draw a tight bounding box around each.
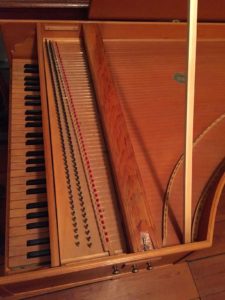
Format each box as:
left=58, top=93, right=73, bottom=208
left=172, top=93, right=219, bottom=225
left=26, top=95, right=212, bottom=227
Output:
left=83, top=24, right=158, bottom=252
left=184, top=0, right=198, bottom=243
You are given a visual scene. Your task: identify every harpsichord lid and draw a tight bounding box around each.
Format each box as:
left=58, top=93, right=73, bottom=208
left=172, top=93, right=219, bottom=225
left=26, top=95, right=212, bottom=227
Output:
left=89, top=0, right=225, bottom=22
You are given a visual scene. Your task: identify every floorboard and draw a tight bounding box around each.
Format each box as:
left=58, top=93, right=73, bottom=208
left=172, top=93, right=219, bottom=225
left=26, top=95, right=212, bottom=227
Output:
left=201, top=290, right=225, bottom=300
left=30, top=263, right=199, bottom=300
left=189, top=253, right=225, bottom=298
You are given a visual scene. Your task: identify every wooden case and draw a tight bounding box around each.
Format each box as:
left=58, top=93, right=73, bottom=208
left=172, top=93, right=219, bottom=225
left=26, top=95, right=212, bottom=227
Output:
left=0, top=9, right=224, bottom=300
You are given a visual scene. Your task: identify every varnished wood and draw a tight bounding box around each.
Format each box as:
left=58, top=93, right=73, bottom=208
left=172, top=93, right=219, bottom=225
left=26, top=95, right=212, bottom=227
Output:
left=101, top=25, right=225, bottom=246
left=37, top=24, right=60, bottom=268
left=30, top=263, right=198, bottom=300
left=0, top=19, right=224, bottom=298
left=0, top=0, right=89, bottom=8
left=0, top=23, right=37, bottom=64
left=89, top=0, right=225, bottom=22
left=189, top=253, right=225, bottom=298
left=83, top=24, right=158, bottom=252
left=43, top=38, right=106, bottom=262
left=5, top=58, right=51, bottom=272
left=0, top=0, right=89, bottom=20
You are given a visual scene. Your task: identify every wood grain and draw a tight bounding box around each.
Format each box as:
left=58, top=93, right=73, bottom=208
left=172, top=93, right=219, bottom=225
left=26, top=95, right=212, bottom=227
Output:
left=0, top=23, right=37, bottom=64
left=185, top=219, right=225, bottom=261
left=103, top=33, right=225, bottom=247
left=189, top=253, right=225, bottom=297
left=29, top=263, right=199, bottom=300
left=5, top=58, right=51, bottom=271
left=83, top=24, right=158, bottom=252
left=0, top=19, right=224, bottom=298
left=90, top=0, right=225, bottom=22
left=37, top=24, right=60, bottom=267
left=184, top=0, right=198, bottom=243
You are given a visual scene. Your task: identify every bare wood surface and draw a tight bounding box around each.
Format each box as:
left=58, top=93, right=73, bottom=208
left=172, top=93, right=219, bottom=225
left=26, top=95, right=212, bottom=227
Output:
left=37, top=24, right=60, bottom=267
left=184, top=0, right=198, bottom=244
left=42, top=32, right=125, bottom=262
left=51, top=39, right=125, bottom=256
left=43, top=39, right=105, bottom=263
left=83, top=24, right=158, bottom=252
left=102, top=26, right=225, bottom=247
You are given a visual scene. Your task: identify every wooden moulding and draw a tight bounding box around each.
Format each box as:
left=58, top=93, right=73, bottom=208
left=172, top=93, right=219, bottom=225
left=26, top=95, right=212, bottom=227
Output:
left=83, top=23, right=158, bottom=252
left=205, top=172, right=225, bottom=242
left=4, top=54, right=13, bottom=274
left=0, top=240, right=211, bottom=298
left=36, top=24, right=60, bottom=267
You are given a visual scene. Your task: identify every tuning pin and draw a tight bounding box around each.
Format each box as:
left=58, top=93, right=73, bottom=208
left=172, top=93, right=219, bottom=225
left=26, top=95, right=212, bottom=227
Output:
left=131, top=264, right=138, bottom=273
left=112, top=265, right=120, bottom=275
left=146, top=262, right=153, bottom=271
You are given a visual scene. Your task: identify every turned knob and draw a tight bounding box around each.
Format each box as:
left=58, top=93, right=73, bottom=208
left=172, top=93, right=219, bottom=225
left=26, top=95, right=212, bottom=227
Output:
left=146, top=262, right=153, bottom=271
left=132, top=264, right=138, bottom=273
left=112, top=265, right=120, bottom=275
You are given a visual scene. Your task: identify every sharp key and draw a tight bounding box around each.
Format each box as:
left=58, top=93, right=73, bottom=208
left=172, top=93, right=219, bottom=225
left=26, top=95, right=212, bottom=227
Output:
left=27, top=249, right=50, bottom=259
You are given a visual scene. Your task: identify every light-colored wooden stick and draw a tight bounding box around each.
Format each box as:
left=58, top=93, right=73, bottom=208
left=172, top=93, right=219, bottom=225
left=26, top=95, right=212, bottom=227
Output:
left=184, top=0, right=198, bottom=243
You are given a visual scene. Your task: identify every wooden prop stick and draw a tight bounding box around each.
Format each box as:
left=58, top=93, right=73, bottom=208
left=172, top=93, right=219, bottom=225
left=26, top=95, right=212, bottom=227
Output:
left=83, top=24, right=158, bottom=252
left=184, top=0, right=198, bottom=243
